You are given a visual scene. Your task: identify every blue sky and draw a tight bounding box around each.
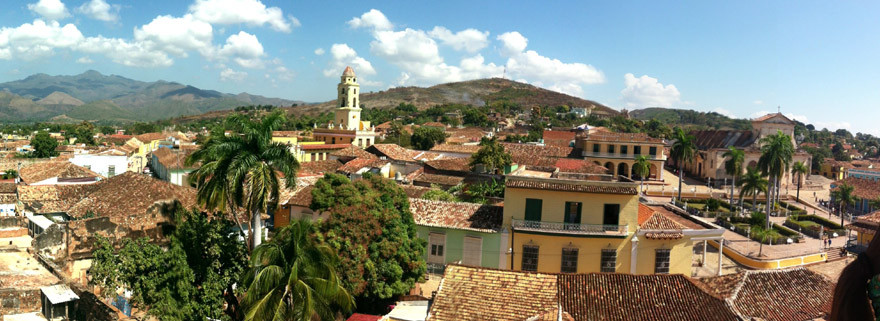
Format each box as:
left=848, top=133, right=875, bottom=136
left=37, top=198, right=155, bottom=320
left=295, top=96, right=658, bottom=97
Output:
left=1, top=1, right=878, bottom=135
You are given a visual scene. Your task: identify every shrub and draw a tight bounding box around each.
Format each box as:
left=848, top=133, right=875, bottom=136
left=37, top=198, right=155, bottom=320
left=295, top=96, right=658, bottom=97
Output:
left=706, top=198, right=721, bottom=211
left=749, top=212, right=766, bottom=226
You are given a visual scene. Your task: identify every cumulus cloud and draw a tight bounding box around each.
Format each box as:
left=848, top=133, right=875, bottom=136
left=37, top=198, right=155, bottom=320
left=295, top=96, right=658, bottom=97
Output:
left=189, top=0, right=295, bottom=32
left=220, top=68, right=247, bottom=81
left=0, top=19, right=84, bottom=60
left=76, top=0, right=120, bottom=22
left=428, top=26, right=489, bottom=53
left=28, top=0, right=70, bottom=21
left=218, top=31, right=264, bottom=68
left=620, top=73, right=681, bottom=107
left=347, top=9, right=392, bottom=31
left=76, top=56, right=93, bottom=64
left=134, top=14, right=213, bottom=57
left=323, top=43, right=375, bottom=77
left=314, top=48, right=325, bottom=55
left=497, top=31, right=604, bottom=97
left=77, top=36, right=173, bottom=67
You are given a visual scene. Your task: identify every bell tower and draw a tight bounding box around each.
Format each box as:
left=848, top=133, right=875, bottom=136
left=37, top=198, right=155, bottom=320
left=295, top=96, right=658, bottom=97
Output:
left=335, top=66, right=361, bottom=130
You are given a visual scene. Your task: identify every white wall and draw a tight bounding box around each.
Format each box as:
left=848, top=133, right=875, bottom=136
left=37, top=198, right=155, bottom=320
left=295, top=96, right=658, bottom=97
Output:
left=70, top=155, right=128, bottom=177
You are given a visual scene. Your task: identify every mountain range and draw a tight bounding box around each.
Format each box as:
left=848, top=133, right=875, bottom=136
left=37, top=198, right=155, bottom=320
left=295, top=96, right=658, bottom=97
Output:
left=0, top=70, right=302, bottom=123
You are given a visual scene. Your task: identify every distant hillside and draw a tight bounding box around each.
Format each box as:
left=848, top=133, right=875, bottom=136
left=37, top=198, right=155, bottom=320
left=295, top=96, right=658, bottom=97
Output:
left=0, top=70, right=305, bottom=123
left=297, top=78, right=619, bottom=117
left=629, top=107, right=752, bottom=130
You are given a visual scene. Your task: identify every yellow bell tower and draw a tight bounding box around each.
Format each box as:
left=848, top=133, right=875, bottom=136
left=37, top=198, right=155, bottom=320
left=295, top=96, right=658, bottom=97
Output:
left=335, top=66, right=361, bottom=130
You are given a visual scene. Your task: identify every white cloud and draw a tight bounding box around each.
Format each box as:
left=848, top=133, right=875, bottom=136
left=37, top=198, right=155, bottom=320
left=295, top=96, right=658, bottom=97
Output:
left=134, top=14, right=213, bottom=57
left=497, top=31, right=604, bottom=97
left=76, top=0, right=120, bottom=22
left=314, top=48, right=324, bottom=55
left=0, top=19, right=84, bottom=60
left=289, top=15, right=301, bottom=27
left=620, top=73, right=681, bottom=107
left=323, top=43, right=375, bottom=77
left=189, top=0, right=295, bottom=32
left=428, top=26, right=489, bottom=53
left=28, top=0, right=70, bottom=21
left=753, top=100, right=763, bottom=105
left=712, top=107, right=735, bottom=118
left=77, top=36, right=173, bottom=67
left=76, top=56, right=92, bottom=64
left=220, top=68, right=247, bottom=81
left=347, top=9, right=393, bottom=31
left=218, top=31, right=264, bottom=68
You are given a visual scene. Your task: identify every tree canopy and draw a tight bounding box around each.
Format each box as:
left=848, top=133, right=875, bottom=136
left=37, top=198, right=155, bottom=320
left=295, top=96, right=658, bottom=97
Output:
left=410, top=126, right=447, bottom=150
left=31, top=131, right=59, bottom=158
left=469, top=137, right=512, bottom=173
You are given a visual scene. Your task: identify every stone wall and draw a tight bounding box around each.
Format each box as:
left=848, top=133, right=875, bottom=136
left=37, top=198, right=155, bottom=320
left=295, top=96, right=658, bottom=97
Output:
left=73, top=290, right=131, bottom=321
left=0, top=288, right=41, bottom=315
left=0, top=216, right=22, bottom=228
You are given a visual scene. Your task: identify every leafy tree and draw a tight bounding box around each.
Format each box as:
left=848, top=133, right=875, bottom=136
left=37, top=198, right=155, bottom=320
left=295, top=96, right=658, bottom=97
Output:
left=68, top=121, right=96, bottom=145
left=751, top=226, right=774, bottom=257
left=670, top=128, right=696, bottom=201
left=831, top=183, right=858, bottom=227
left=758, top=130, right=794, bottom=228
left=723, top=147, right=745, bottom=208
left=31, top=131, right=59, bottom=158
left=311, top=173, right=426, bottom=311
left=90, top=209, right=247, bottom=321
left=632, top=155, right=650, bottom=195
left=410, top=126, right=446, bottom=150
left=739, top=166, right=768, bottom=210
left=462, top=108, right=489, bottom=127
left=241, top=219, right=354, bottom=321
left=791, top=161, right=809, bottom=202
left=465, top=179, right=505, bottom=204
left=469, top=137, right=512, bottom=173
left=832, top=142, right=851, bottom=161
left=422, top=186, right=456, bottom=202
left=1, top=169, right=16, bottom=179
left=188, top=112, right=299, bottom=250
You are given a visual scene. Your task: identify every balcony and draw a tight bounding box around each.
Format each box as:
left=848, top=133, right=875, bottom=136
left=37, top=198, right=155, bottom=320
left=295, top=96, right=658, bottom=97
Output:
left=581, top=151, right=666, bottom=160
left=512, top=219, right=628, bottom=237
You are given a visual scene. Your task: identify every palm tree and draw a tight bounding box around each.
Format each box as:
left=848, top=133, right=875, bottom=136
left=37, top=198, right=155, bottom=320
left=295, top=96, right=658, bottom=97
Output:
left=670, top=128, right=696, bottom=201
left=723, top=147, right=744, bottom=209
left=739, top=166, right=769, bottom=212
left=241, top=219, right=355, bottom=321
left=751, top=227, right=774, bottom=257
left=188, top=112, right=299, bottom=250
left=757, top=130, right=794, bottom=229
left=633, top=155, right=650, bottom=195
left=791, top=161, right=809, bottom=202
left=831, top=183, right=858, bottom=227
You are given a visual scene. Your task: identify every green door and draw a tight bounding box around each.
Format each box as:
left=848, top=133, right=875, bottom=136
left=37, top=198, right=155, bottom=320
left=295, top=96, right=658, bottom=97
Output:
left=525, top=198, right=542, bottom=221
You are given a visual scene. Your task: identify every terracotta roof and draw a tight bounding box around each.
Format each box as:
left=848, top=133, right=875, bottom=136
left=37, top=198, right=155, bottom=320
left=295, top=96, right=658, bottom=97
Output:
left=579, top=131, right=663, bottom=144
left=427, top=265, right=558, bottom=321
left=689, top=130, right=757, bottom=150
left=367, top=144, right=413, bottom=161
left=409, top=198, right=502, bottom=232
left=429, top=144, right=481, bottom=154
left=554, top=158, right=610, bottom=174
left=637, top=203, right=655, bottom=225
left=135, top=132, right=166, bottom=143
left=422, top=122, right=446, bottom=128
left=400, top=185, right=431, bottom=198
left=152, top=147, right=198, bottom=170
left=832, top=177, right=880, bottom=200
left=65, top=172, right=198, bottom=218
left=337, top=157, right=389, bottom=174
left=445, top=127, right=488, bottom=144
left=542, top=130, right=576, bottom=145
left=698, top=268, right=832, bottom=321
left=331, top=146, right=376, bottom=159
left=272, top=131, right=300, bottom=137
left=502, top=142, right=574, bottom=158
left=375, top=121, right=392, bottom=129
left=298, top=160, right=342, bottom=176
left=19, top=161, right=102, bottom=184
left=753, top=112, right=793, bottom=123
left=19, top=184, right=103, bottom=214
left=557, top=273, right=737, bottom=321
left=285, top=185, right=313, bottom=207
left=413, top=173, right=463, bottom=186
left=299, top=143, right=351, bottom=151
left=0, top=182, right=15, bottom=194
left=506, top=178, right=638, bottom=195
left=639, top=213, right=684, bottom=239
left=425, top=158, right=471, bottom=173
left=646, top=204, right=706, bottom=230
left=342, top=65, right=356, bottom=77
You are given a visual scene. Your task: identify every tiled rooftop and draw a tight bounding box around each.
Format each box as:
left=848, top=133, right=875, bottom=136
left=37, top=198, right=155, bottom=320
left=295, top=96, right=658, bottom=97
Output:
left=367, top=144, right=413, bottom=161
left=413, top=173, right=464, bottom=186
left=409, top=198, right=502, bottom=232
left=506, top=177, right=638, bottom=195
left=424, top=157, right=471, bottom=173
left=19, top=161, right=101, bottom=184
left=832, top=177, right=880, bottom=200
left=285, top=185, right=313, bottom=207
left=554, top=158, right=610, bottom=174
left=337, top=157, right=389, bottom=174
left=135, top=132, right=166, bottom=143
left=65, top=172, right=198, bottom=218
left=152, top=147, right=199, bottom=170
left=298, top=159, right=343, bottom=176
left=400, top=185, right=431, bottom=198
left=690, top=130, right=757, bottom=150
left=19, top=184, right=103, bottom=214
left=331, top=145, right=376, bottom=159
left=429, top=144, right=482, bottom=154
left=698, top=268, right=832, bottom=321
left=542, top=130, right=576, bottom=147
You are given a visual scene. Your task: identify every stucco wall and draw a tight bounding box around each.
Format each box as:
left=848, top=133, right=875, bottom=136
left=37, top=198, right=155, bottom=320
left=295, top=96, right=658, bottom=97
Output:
left=417, top=226, right=502, bottom=269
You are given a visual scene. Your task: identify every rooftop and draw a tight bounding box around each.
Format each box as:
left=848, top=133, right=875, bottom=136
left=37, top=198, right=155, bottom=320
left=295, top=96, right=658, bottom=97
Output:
left=41, top=284, right=79, bottom=304
left=424, top=157, right=471, bottom=173
left=832, top=177, right=880, bottom=200
left=506, top=177, right=638, bottom=195
left=284, top=185, right=313, bottom=208
left=413, top=173, right=464, bottom=186
left=690, top=130, right=757, bottom=150
left=65, top=172, right=198, bottom=218
left=429, top=144, right=482, bottom=154
left=19, top=161, right=102, bottom=184
left=0, top=250, right=61, bottom=289
left=409, top=198, right=502, bottom=232
left=578, top=131, right=663, bottom=144
left=698, top=268, right=832, bottom=321
left=337, top=157, right=389, bottom=174
left=152, top=147, right=199, bottom=170
left=134, top=132, right=167, bottom=143
left=298, top=159, right=343, bottom=176
left=331, top=145, right=377, bottom=159
left=19, top=184, right=102, bottom=214
left=554, top=158, right=610, bottom=175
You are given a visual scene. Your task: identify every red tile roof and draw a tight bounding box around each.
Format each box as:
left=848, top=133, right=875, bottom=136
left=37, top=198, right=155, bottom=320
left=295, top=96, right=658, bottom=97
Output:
left=152, top=147, right=199, bottom=170
left=337, top=157, right=389, bottom=174
left=554, top=158, right=610, bottom=174
left=285, top=186, right=313, bottom=207
left=698, top=268, right=832, bottom=321
left=638, top=203, right=655, bottom=225
left=409, top=198, right=502, bottom=232
left=331, top=146, right=376, bottom=159
left=19, top=161, right=102, bottom=184
left=135, top=132, right=166, bottom=143
left=425, top=157, right=471, bottom=173
left=413, top=173, right=463, bottom=186
left=367, top=144, right=413, bottom=161
left=299, top=143, right=351, bottom=151
left=298, top=160, right=342, bottom=176
left=19, top=184, right=103, bottom=214
left=689, top=130, right=757, bottom=150
left=429, top=144, right=482, bottom=154
left=65, top=172, right=198, bottom=218
left=506, top=177, right=638, bottom=195
left=832, top=177, right=880, bottom=200
left=542, top=130, right=575, bottom=147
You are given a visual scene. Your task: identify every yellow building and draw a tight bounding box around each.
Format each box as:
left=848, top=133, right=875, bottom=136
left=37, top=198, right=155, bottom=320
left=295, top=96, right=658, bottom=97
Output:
left=312, top=66, right=377, bottom=148
left=272, top=131, right=300, bottom=146
left=575, top=131, right=666, bottom=180
left=818, top=158, right=849, bottom=180
left=503, top=176, right=724, bottom=275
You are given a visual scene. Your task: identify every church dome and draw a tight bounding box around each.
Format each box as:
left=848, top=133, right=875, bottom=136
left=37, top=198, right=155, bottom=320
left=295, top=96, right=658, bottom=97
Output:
left=342, top=66, right=356, bottom=77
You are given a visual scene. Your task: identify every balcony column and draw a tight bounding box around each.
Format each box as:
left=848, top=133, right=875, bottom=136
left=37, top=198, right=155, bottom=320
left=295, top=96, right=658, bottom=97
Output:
left=717, top=239, right=724, bottom=276
left=630, top=236, right=639, bottom=274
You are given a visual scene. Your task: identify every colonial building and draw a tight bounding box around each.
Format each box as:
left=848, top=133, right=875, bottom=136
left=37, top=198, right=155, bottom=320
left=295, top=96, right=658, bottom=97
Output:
left=575, top=131, right=666, bottom=180
left=686, top=113, right=811, bottom=187
left=312, top=66, right=377, bottom=149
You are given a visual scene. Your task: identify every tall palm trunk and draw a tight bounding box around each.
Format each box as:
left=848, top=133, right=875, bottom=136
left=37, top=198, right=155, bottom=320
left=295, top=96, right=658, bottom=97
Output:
left=251, top=209, right=262, bottom=249
left=840, top=202, right=845, bottom=227
left=730, top=175, right=736, bottom=209
left=796, top=173, right=801, bottom=201
left=765, top=176, right=775, bottom=229
left=678, top=164, right=684, bottom=201
left=752, top=193, right=757, bottom=211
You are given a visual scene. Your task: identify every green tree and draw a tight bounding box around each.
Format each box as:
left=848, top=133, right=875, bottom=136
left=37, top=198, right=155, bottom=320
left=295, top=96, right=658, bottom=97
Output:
left=69, top=121, right=96, bottom=145
left=791, top=161, right=809, bottom=202
left=311, top=173, right=426, bottom=310
left=187, top=112, right=300, bottom=250
left=758, top=130, right=794, bottom=228
left=465, top=179, right=505, bottom=204
left=469, top=137, right=512, bottom=173
left=410, top=126, right=447, bottom=150
left=462, top=108, right=489, bottom=127
left=831, top=183, right=858, bottom=227
left=2, top=169, right=16, bottom=179
left=422, top=186, right=456, bottom=202
left=723, top=146, right=745, bottom=208
left=670, top=128, right=696, bottom=201
left=632, top=155, right=650, bottom=195
left=739, top=166, right=768, bottom=211
left=241, top=219, right=354, bottom=321
left=751, top=226, right=774, bottom=257
left=31, top=131, right=59, bottom=158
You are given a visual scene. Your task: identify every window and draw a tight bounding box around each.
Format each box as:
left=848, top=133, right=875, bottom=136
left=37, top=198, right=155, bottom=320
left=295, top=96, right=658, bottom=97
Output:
left=620, top=145, right=628, bottom=155
left=592, top=144, right=600, bottom=153
left=564, top=202, right=581, bottom=229
left=463, top=236, right=482, bottom=266
left=331, top=137, right=336, bottom=144
left=600, top=249, right=616, bottom=272
left=561, top=248, right=578, bottom=273
left=649, top=146, right=657, bottom=156
left=108, top=165, right=115, bottom=177
left=634, top=146, right=641, bottom=155
left=358, top=138, right=363, bottom=147
left=655, top=249, right=671, bottom=274
left=525, top=198, right=542, bottom=221
left=607, top=145, right=615, bottom=154
left=428, top=233, right=446, bottom=264
left=603, top=204, right=620, bottom=226
left=521, top=245, right=539, bottom=271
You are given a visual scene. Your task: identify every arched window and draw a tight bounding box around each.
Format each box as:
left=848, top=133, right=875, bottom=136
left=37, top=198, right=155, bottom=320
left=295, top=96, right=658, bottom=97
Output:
left=354, top=98, right=357, bottom=107
left=354, top=78, right=357, bottom=82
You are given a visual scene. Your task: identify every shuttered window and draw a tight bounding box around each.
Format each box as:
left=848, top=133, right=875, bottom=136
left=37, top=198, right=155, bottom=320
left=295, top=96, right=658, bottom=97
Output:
left=428, top=233, right=446, bottom=264
left=462, top=236, right=482, bottom=266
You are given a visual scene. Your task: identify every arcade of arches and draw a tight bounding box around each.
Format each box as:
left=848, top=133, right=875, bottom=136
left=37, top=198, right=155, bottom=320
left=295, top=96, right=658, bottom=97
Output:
left=598, top=160, right=660, bottom=180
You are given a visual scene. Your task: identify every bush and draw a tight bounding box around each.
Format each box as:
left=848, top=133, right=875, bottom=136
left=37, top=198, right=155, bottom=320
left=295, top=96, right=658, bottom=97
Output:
left=706, top=198, right=722, bottom=211
left=749, top=212, right=766, bottom=226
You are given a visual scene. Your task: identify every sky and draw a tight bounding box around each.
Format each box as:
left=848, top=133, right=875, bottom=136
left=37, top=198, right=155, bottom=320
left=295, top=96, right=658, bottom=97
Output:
left=1, top=0, right=879, bottom=135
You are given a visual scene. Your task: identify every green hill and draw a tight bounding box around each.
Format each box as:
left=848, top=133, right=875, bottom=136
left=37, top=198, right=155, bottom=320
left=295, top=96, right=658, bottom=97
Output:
left=629, top=107, right=752, bottom=130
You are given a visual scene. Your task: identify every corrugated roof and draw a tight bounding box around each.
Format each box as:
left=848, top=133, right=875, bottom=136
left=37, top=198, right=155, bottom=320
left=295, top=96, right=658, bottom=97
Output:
left=690, top=130, right=756, bottom=150
left=41, top=284, right=79, bottom=304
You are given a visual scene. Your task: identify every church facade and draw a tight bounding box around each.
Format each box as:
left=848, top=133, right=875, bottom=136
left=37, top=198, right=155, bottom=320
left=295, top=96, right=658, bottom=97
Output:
left=312, top=66, right=377, bottom=148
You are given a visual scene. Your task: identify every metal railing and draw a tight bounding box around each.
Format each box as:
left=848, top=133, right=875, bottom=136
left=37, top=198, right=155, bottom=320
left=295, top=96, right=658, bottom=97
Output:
left=512, top=219, right=628, bottom=236
left=581, top=151, right=665, bottom=160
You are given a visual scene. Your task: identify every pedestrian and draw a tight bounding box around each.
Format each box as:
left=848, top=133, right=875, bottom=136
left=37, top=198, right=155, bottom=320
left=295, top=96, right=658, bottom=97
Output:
left=829, top=238, right=833, bottom=248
